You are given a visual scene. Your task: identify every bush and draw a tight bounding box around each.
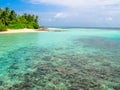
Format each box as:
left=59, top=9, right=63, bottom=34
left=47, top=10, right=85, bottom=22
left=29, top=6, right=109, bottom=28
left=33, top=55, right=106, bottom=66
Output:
left=33, top=23, right=39, bottom=29
left=26, top=24, right=34, bottom=29
left=0, top=23, right=7, bottom=31
left=0, top=7, right=40, bottom=30
left=26, top=22, right=39, bottom=29
left=8, top=23, right=25, bottom=29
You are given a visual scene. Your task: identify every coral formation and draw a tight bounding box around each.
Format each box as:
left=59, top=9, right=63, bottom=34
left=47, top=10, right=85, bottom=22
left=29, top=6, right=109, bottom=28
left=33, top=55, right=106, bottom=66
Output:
left=0, top=34, right=120, bottom=90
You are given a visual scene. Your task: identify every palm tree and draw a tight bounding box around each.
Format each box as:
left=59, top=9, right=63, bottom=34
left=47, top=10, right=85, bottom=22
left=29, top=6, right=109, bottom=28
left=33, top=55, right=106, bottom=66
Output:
left=1, top=7, right=10, bottom=25
left=35, top=16, right=38, bottom=23
left=0, top=7, right=39, bottom=29
left=0, top=8, right=2, bottom=16
left=9, top=10, right=17, bottom=20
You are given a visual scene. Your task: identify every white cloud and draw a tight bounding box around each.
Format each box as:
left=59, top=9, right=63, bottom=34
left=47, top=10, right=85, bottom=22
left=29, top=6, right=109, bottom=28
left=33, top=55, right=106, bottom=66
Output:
left=29, top=0, right=120, bottom=8
left=54, top=12, right=67, bottom=18
left=25, top=0, right=120, bottom=27
left=96, top=16, right=113, bottom=23
left=105, top=17, right=113, bottom=21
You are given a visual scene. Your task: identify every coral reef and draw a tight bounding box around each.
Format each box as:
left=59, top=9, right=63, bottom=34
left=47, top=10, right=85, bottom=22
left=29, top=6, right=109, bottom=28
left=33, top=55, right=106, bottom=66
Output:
left=0, top=36, right=120, bottom=90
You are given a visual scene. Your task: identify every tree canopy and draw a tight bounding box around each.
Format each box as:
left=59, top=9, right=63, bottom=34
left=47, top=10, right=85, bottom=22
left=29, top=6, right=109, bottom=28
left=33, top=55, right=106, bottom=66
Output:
left=0, top=7, right=39, bottom=31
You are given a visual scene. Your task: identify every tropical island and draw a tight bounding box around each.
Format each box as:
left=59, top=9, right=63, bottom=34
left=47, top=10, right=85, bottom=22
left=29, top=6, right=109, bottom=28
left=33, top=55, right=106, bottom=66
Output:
left=0, top=0, right=120, bottom=89
left=0, top=7, right=41, bottom=32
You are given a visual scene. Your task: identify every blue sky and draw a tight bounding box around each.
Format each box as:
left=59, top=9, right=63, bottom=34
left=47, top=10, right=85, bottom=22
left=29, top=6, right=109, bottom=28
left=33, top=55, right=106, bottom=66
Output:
left=0, top=0, right=120, bottom=27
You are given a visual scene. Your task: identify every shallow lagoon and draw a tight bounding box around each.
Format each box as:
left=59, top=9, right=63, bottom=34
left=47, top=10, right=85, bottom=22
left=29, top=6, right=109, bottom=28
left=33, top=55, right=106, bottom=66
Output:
left=0, top=28, right=120, bottom=90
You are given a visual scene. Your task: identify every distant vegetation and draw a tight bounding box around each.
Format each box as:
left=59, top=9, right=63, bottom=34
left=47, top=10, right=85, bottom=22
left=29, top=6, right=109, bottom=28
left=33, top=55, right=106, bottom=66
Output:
left=0, top=7, right=39, bottom=31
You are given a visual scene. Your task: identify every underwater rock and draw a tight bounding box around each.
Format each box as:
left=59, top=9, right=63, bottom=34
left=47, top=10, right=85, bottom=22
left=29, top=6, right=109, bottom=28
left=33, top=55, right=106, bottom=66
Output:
left=56, top=67, right=66, bottom=74
left=0, top=42, right=120, bottom=90
left=56, top=66, right=78, bottom=75
left=68, top=78, right=103, bottom=90
left=69, top=87, right=79, bottom=90
left=56, top=82, right=68, bottom=90
left=9, top=63, right=19, bottom=70
left=10, top=82, right=32, bottom=90
left=114, top=85, right=120, bottom=90
left=45, top=82, right=56, bottom=90
left=42, top=56, right=52, bottom=61
left=0, top=81, right=3, bottom=86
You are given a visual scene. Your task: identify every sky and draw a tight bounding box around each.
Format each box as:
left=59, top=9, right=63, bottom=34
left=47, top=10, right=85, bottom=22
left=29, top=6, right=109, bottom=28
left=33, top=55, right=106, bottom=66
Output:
left=0, top=0, right=120, bottom=27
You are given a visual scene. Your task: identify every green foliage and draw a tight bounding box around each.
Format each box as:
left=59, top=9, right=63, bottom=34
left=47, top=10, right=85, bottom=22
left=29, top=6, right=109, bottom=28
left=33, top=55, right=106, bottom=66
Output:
left=8, top=23, right=25, bottom=29
left=26, top=23, right=34, bottom=29
left=33, top=23, right=39, bottom=29
left=0, top=7, right=40, bottom=31
left=9, top=10, right=17, bottom=21
left=0, top=22, right=7, bottom=31
left=0, top=8, right=2, bottom=17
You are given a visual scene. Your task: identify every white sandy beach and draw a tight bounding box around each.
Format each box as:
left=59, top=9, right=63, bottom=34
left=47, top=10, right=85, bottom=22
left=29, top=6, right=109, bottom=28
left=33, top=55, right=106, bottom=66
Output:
left=0, top=28, right=48, bottom=34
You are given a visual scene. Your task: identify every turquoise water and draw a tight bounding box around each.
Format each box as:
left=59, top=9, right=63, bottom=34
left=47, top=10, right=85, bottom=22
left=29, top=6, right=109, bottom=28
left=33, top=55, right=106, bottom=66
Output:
left=0, top=28, right=120, bottom=90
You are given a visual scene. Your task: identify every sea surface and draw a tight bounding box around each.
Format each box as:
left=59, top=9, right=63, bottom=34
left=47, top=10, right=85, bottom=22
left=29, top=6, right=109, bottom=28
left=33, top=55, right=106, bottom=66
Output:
left=0, top=28, right=120, bottom=90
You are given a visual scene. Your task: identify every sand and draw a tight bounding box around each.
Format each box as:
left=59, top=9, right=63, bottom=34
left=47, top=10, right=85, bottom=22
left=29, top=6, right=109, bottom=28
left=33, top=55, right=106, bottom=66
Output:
left=0, top=28, right=48, bottom=34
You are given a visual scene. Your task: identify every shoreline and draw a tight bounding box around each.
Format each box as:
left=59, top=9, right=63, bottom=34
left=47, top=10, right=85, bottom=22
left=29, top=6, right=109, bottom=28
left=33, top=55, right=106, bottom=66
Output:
left=0, top=28, right=48, bottom=34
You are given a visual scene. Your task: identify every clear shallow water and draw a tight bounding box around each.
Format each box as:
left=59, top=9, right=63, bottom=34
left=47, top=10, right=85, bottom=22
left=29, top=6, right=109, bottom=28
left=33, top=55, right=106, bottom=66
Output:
left=0, top=28, right=120, bottom=90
